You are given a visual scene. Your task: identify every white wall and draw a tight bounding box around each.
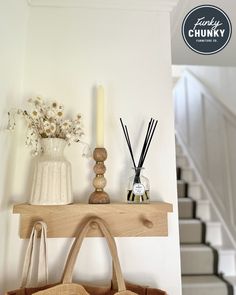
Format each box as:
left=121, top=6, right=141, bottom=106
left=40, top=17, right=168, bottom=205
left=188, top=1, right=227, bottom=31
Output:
left=1, top=1, right=181, bottom=294
left=0, top=0, right=29, bottom=292
left=174, top=70, right=236, bottom=249
left=172, top=65, right=236, bottom=115
left=184, top=66, right=236, bottom=116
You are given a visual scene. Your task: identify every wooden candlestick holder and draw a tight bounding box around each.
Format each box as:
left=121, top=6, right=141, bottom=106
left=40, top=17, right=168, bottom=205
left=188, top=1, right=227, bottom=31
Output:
left=89, top=148, right=110, bottom=204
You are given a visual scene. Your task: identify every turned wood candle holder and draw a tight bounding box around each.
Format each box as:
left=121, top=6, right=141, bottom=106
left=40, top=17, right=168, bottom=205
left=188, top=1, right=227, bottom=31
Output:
left=89, top=148, right=110, bottom=204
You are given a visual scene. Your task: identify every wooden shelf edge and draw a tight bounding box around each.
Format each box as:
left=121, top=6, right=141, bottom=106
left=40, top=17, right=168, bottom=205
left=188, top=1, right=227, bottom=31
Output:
left=13, top=201, right=173, bottom=214
left=13, top=201, right=173, bottom=238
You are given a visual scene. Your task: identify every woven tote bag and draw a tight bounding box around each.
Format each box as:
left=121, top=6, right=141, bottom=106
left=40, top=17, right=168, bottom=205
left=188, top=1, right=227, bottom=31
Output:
left=33, top=217, right=137, bottom=295
left=5, top=221, right=54, bottom=295
left=111, top=266, right=167, bottom=295
left=6, top=218, right=167, bottom=295
left=83, top=270, right=167, bottom=295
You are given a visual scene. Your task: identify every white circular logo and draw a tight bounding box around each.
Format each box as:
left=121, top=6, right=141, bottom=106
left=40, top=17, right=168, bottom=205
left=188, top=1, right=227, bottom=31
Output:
left=132, top=183, right=145, bottom=195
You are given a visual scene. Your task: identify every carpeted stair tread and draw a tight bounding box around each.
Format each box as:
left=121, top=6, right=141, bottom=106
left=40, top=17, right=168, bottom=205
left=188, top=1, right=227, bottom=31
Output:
left=181, top=244, right=215, bottom=275
left=182, top=275, right=228, bottom=295
left=178, top=198, right=195, bottom=219
left=179, top=219, right=203, bottom=244
left=180, top=167, right=196, bottom=182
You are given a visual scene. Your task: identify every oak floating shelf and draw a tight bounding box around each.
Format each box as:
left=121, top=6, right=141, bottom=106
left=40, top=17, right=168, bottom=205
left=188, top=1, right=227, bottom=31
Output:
left=13, top=202, right=173, bottom=239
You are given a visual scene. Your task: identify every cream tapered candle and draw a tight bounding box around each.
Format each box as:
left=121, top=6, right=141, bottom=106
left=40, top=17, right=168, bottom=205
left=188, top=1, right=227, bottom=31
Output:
left=96, top=85, right=104, bottom=147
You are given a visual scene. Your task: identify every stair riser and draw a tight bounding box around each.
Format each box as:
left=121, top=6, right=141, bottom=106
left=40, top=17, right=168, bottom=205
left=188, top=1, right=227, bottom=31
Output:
left=196, top=200, right=211, bottom=221
left=178, top=182, right=188, bottom=198
left=178, top=200, right=194, bottom=219
left=182, top=275, right=229, bottom=295
left=206, top=223, right=222, bottom=247
left=182, top=285, right=228, bottom=295
left=181, top=248, right=215, bottom=275
left=179, top=222, right=203, bottom=244
left=219, top=251, right=236, bottom=276
left=188, top=184, right=202, bottom=200
left=176, top=156, right=189, bottom=167
left=181, top=169, right=196, bottom=182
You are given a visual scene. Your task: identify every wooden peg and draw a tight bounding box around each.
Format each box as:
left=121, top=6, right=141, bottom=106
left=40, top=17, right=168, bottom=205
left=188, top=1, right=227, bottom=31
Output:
left=143, top=219, right=153, bottom=229
left=89, top=148, right=110, bottom=204
left=90, top=221, right=98, bottom=230
left=34, top=223, right=42, bottom=231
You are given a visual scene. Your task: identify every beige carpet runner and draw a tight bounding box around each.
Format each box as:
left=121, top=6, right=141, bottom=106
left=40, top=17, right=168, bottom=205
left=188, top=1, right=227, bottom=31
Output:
left=177, top=166, right=233, bottom=295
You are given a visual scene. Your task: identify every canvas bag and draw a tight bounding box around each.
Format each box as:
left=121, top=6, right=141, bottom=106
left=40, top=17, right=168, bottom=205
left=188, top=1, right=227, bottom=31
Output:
left=33, top=217, right=167, bottom=295
left=32, top=217, right=137, bottom=295
left=6, top=221, right=51, bottom=295
left=6, top=218, right=167, bottom=295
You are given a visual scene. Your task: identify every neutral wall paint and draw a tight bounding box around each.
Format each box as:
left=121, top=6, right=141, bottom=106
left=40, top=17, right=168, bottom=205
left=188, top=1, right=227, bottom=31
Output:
left=174, top=70, right=236, bottom=249
left=1, top=2, right=181, bottom=294
left=172, top=65, right=236, bottom=116
left=185, top=66, right=236, bottom=116
left=0, top=0, right=29, bottom=292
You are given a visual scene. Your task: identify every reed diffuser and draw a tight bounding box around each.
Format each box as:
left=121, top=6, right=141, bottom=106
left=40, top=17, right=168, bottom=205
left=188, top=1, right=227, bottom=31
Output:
left=120, top=118, right=158, bottom=203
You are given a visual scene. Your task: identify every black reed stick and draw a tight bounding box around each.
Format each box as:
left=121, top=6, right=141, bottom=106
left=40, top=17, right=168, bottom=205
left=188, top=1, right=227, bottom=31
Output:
left=137, top=118, right=154, bottom=168
left=141, top=119, right=158, bottom=166
left=137, top=119, right=151, bottom=167
left=134, top=119, right=158, bottom=182
left=125, top=125, right=137, bottom=170
left=120, top=118, right=158, bottom=186
left=120, top=118, right=136, bottom=170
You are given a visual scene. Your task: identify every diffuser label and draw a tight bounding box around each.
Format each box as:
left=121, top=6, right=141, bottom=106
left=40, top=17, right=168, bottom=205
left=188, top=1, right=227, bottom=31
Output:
left=133, top=183, right=145, bottom=195
left=182, top=5, right=232, bottom=55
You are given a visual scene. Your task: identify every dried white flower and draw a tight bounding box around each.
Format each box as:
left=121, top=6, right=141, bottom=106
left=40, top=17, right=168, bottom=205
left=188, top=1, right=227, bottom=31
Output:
left=33, top=97, right=43, bottom=107
left=47, top=109, right=56, bottom=119
left=8, top=96, right=86, bottom=156
left=31, top=110, right=40, bottom=119
left=76, top=113, right=82, bottom=120
left=50, top=122, right=56, bottom=133
left=45, top=128, right=52, bottom=136
left=43, top=120, right=50, bottom=128
left=61, top=120, right=72, bottom=130
left=56, top=110, right=64, bottom=120
left=51, top=101, right=58, bottom=109
left=36, top=96, right=43, bottom=102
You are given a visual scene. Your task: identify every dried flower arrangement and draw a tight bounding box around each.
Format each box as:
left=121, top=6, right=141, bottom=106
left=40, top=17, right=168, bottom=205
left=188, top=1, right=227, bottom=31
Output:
left=8, top=96, right=85, bottom=156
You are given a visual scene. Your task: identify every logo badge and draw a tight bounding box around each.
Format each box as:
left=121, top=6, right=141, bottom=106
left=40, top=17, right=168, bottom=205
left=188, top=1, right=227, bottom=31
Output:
left=182, top=5, right=232, bottom=55
left=133, top=183, right=145, bottom=195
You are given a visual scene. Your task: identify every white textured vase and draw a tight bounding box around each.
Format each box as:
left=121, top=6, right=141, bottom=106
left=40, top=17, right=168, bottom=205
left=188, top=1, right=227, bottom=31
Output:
left=30, top=138, right=73, bottom=205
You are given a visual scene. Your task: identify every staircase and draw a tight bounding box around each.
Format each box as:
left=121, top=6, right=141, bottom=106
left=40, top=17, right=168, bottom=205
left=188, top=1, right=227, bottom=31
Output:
left=176, top=140, right=235, bottom=295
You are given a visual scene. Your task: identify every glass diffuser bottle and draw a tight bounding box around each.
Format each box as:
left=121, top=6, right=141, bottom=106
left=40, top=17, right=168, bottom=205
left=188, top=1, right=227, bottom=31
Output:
left=120, top=118, right=158, bottom=204
left=127, top=167, right=150, bottom=203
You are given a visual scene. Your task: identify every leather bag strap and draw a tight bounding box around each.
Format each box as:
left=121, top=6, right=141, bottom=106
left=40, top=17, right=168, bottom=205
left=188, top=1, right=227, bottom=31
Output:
left=62, top=217, right=126, bottom=292
left=21, top=221, right=48, bottom=288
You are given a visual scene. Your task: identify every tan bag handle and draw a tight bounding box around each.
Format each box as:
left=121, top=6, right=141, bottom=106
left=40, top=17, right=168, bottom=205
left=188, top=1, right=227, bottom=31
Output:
left=21, top=221, right=48, bottom=288
left=62, top=217, right=126, bottom=292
